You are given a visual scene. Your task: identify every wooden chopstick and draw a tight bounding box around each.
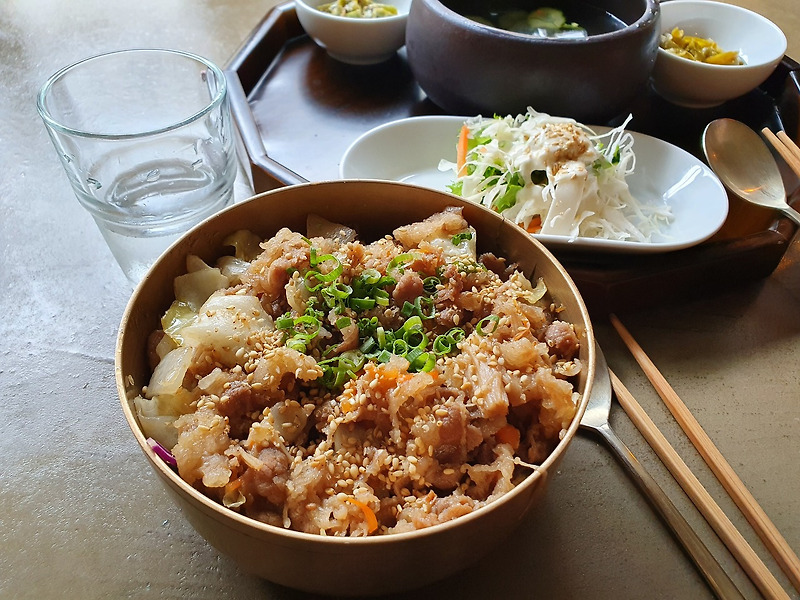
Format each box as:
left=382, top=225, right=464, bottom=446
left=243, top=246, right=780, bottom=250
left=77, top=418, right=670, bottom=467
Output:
left=608, top=369, right=789, bottom=600
left=609, top=313, right=800, bottom=595
left=761, top=127, right=800, bottom=178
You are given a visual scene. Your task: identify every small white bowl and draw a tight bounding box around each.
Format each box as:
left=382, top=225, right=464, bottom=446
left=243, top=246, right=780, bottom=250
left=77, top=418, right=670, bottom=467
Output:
left=295, top=0, right=410, bottom=65
left=651, top=0, right=786, bottom=108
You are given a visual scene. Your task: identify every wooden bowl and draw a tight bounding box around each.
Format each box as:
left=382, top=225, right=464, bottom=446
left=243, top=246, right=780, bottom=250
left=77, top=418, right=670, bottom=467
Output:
left=116, top=180, right=595, bottom=596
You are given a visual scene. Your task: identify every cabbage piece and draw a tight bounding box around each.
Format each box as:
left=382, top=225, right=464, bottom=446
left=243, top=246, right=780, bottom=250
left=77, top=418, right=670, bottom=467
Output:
left=216, top=255, right=251, bottom=285
left=174, top=256, right=230, bottom=310
left=148, top=346, right=194, bottom=396
left=179, top=293, right=274, bottom=366
left=137, top=413, right=179, bottom=448
left=161, top=301, right=197, bottom=345
left=224, top=229, right=264, bottom=261
left=134, top=387, right=195, bottom=448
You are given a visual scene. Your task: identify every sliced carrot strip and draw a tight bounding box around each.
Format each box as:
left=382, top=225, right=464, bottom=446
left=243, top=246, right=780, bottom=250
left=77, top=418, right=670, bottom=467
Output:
left=456, top=124, right=469, bottom=176
left=496, top=424, right=521, bottom=450
left=525, top=216, right=542, bottom=234
left=346, top=497, right=378, bottom=533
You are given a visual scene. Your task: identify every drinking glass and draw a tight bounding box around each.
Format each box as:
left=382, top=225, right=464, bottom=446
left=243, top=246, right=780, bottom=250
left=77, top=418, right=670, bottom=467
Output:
left=37, top=48, right=240, bottom=284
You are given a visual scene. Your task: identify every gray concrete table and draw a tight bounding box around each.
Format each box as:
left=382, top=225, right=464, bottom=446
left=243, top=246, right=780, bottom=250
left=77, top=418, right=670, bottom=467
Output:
left=1, top=1, right=798, bottom=598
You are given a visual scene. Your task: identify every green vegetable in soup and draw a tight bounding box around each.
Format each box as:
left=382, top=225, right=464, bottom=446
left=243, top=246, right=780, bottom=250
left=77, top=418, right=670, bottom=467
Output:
left=468, top=7, right=586, bottom=38
left=317, top=0, right=398, bottom=18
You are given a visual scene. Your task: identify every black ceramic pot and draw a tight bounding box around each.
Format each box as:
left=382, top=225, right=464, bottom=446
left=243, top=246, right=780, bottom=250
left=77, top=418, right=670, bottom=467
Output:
left=406, top=0, right=660, bottom=123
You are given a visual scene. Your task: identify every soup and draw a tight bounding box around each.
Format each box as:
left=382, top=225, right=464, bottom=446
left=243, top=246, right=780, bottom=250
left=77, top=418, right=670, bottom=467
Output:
left=451, top=0, right=628, bottom=37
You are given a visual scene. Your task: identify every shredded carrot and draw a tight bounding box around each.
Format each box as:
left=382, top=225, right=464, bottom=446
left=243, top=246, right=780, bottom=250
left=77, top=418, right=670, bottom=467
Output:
left=512, top=327, right=531, bottom=341
left=496, top=424, right=521, bottom=450
left=456, top=124, right=469, bottom=176
left=525, top=216, right=542, bottom=234
left=371, top=362, right=399, bottom=381
left=345, top=497, right=378, bottom=533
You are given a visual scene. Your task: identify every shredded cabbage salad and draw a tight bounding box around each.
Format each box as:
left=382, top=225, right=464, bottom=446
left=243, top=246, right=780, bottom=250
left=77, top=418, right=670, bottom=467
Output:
left=441, top=108, right=673, bottom=242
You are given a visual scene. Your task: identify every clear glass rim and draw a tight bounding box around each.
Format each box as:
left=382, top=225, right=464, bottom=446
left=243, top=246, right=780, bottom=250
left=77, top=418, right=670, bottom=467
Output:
left=36, top=48, right=227, bottom=140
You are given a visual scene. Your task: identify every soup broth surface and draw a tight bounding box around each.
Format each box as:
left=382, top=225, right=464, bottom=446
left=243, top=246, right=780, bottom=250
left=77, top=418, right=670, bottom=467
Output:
left=454, top=1, right=627, bottom=37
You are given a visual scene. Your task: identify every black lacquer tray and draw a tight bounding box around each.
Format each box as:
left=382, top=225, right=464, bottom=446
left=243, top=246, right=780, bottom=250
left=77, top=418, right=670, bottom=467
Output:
left=224, top=2, right=800, bottom=315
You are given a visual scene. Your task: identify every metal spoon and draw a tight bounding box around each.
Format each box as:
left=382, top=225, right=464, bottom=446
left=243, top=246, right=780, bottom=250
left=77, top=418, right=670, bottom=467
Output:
left=580, top=345, right=744, bottom=600
left=702, top=118, right=800, bottom=226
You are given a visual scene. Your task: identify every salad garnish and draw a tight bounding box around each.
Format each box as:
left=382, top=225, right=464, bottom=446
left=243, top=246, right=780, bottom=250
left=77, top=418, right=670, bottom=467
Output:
left=441, top=108, right=673, bottom=242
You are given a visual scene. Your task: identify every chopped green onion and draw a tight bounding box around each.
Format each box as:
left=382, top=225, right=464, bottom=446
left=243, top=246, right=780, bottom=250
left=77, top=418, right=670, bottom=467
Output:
left=432, top=326, right=466, bottom=355
left=329, top=282, right=352, bottom=299
left=451, top=231, right=473, bottom=245
left=402, top=328, right=428, bottom=349
left=336, top=316, right=352, bottom=330
left=390, top=339, right=409, bottom=356
left=422, top=276, right=441, bottom=294
left=373, top=289, right=390, bottom=307
left=360, top=268, right=382, bottom=285
left=276, top=315, right=295, bottom=329
left=304, top=270, right=325, bottom=292
left=401, top=315, right=423, bottom=332
left=401, top=296, right=436, bottom=319
left=476, top=314, right=500, bottom=336
left=348, top=270, right=396, bottom=313
left=318, top=350, right=366, bottom=389
left=433, top=335, right=454, bottom=355
left=286, top=337, right=307, bottom=353
left=359, top=337, right=377, bottom=354
left=409, top=351, right=436, bottom=373
left=446, top=327, right=466, bottom=343
left=351, top=297, right=376, bottom=310
left=387, top=253, right=413, bottom=273
left=322, top=281, right=352, bottom=309
left=293, top=314, right=320, bottom=334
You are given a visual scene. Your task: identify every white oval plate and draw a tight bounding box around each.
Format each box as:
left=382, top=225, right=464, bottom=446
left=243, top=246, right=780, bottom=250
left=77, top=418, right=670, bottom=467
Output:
left=340, top=115, right=729, bottom=253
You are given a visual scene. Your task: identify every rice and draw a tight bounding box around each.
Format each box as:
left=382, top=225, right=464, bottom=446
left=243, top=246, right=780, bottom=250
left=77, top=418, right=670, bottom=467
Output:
left=135, top=207, right=582, bottom=536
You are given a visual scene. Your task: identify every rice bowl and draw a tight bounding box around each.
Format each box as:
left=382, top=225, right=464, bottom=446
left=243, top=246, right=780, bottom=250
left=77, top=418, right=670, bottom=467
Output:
left=116, top=180, right=595, bottom=595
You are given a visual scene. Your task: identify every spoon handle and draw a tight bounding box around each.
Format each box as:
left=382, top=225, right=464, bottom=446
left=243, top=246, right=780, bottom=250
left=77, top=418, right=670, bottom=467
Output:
left=781, top=205, right=800, bottom=227
left=590, top=423, right=745, bottom=600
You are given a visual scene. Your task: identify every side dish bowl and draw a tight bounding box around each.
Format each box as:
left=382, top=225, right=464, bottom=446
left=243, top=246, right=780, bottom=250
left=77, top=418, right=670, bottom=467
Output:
left=651, top=0, right=786, bottom=108
left=405, top=0, right=660, bottom=123
left=295, top=0, right=411, bottom=65
left=116, top=180, right=595, bottom=596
